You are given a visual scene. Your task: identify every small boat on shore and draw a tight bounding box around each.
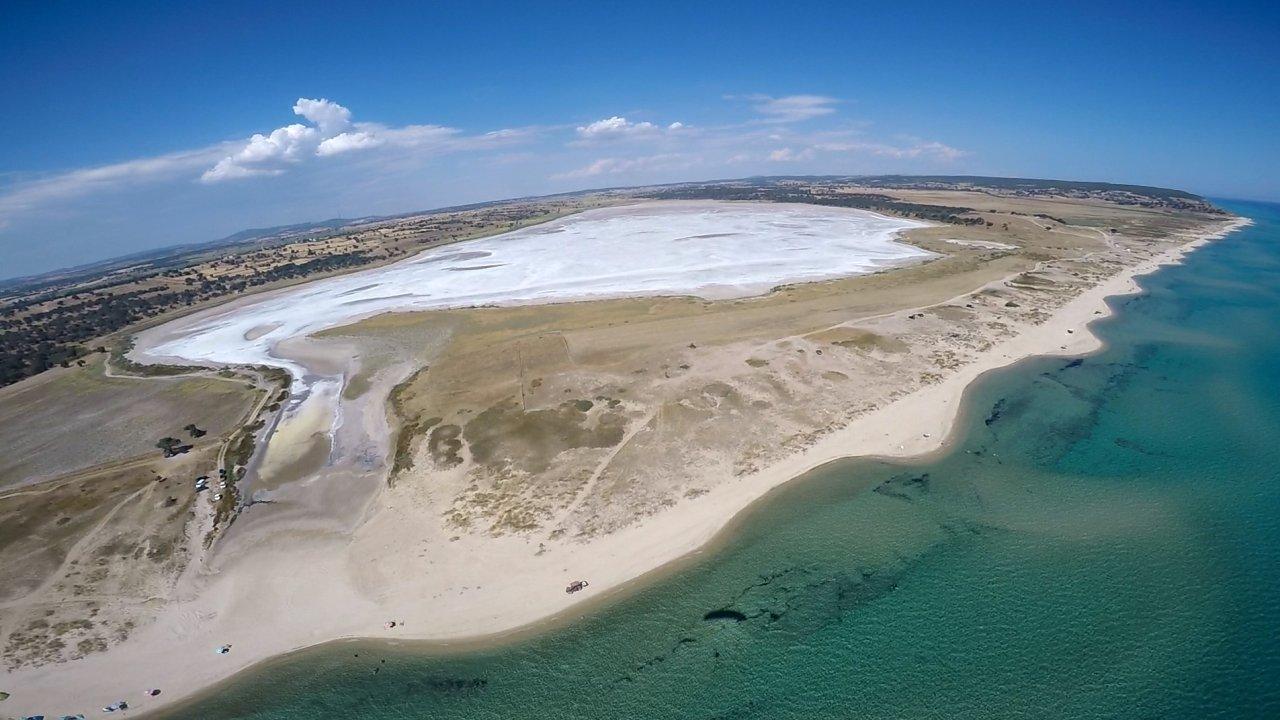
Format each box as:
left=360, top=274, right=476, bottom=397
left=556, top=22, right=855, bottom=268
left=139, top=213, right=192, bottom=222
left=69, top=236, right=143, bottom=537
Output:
left=565, top=580, right=589, bottom=594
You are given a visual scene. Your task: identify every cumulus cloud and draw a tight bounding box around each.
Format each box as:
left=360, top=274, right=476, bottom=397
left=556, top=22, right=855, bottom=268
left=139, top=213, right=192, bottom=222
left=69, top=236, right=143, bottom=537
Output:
left=202, top=98, right=351, bottom=182
left=0, top=91, right=968, bottom=241
left=317, top=131, right=384, bottom=156
left=294, top=97, right=352, bottom=134
left=577, top=116, right=656, bottom=139
left=0, top=98, right=544, bottom=231
left=201, top=99, right=530, bottom=182
left=573, top=116, right=685, bottom=143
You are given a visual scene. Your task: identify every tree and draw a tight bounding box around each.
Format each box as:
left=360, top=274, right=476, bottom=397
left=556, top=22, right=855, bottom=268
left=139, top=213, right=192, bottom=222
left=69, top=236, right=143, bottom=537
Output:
left=156, top=437, right=190, bottom=457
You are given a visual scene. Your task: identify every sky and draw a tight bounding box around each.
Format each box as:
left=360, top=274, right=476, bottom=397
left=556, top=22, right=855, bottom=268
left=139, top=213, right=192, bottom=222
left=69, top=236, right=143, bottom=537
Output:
left=1, top=1, right=1277, bottom=280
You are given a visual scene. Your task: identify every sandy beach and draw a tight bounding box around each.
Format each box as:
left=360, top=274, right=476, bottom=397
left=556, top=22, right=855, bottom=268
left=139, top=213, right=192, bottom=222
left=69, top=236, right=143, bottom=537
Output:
left=0, top=206, right=1247, bottom=718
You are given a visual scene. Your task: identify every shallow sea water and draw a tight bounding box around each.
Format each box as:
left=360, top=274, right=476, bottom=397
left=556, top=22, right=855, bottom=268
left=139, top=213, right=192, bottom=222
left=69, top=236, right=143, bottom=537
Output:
left=160, top=200, right=1280, bottom=720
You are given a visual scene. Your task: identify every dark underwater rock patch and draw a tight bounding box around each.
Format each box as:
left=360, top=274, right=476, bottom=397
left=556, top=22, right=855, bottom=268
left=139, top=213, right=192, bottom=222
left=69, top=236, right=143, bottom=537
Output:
left=405, top=677, right=488, bottom=694
left=703, top=609, right=748, bottom=622
left=874, top=472, right=931, bottom=502
left=984, top=398, right=1007, bottom=426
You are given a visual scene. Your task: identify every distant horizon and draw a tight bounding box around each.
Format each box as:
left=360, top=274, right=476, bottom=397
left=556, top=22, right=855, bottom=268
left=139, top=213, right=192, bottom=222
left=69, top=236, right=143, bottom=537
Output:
left=0, top=173, right=1262, bottom=285
left=2, top=2, right=1276, bottom=279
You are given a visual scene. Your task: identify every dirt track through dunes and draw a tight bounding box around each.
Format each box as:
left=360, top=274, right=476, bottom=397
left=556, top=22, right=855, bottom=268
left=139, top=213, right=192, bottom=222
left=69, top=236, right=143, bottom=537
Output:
left=0, top=355, right=257, bottom=490
left=0, top=444, right=218, bottom=671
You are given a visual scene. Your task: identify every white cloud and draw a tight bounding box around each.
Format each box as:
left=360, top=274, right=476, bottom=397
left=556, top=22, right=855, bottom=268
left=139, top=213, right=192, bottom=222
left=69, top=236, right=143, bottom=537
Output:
left=576, top=116, right=657, bottom=140
left=0, top=92, right=967, bottom=243
left=479, top=128, right=533, bottom=142
left=0, top=146, right=226, bottom=227
left=554, top=153, right=691, bottom=179
left=202, top=125, right=312, bottom=182
left=317, top=131, right=384, bottom=156
left=744, top=94, right=839, bottom=123
left=200, top=100, right=531, bottom=182
left=573, top=116, right=684, bottom=143
left=814, top=139, right=968, bottom=161
left=0, top=99, right=541, bottom=229
left=903, top=140, right=968, bottom=161
left=768, top=147, right=815, bottom=162
left=202, top=99, right=353, bottom=182
left=293, top=97, right=352, bottom=135
left=559, top=158, right=624, bottom=177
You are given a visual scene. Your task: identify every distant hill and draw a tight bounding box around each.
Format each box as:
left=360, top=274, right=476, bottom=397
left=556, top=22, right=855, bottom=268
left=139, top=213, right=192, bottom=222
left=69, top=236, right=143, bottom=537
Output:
left=846, top=175, right=1205, bottom=201
left=0, top=217, right=369, bottom=296
left=207, top=218, right=363, bottom=246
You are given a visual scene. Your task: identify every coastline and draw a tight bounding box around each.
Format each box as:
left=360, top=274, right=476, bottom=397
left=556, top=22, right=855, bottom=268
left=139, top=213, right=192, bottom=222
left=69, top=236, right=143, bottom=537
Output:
left=0, top=215, right=1249, bottom=719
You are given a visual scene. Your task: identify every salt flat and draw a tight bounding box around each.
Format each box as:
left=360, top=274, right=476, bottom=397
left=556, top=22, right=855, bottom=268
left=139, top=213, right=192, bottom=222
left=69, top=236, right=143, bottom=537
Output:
left=146, top=201, right=929, bottom=372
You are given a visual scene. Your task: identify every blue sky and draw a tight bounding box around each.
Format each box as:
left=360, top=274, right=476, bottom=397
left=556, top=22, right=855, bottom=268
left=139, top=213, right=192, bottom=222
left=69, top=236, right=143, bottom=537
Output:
left=1, top=1, right=1277, bottom=279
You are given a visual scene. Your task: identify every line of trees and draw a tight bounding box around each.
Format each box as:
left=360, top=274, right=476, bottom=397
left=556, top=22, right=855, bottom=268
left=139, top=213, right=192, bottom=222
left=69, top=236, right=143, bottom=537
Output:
left=0, top=250, right=378, bottom=387
left=643, top=184, right=984, bottom=225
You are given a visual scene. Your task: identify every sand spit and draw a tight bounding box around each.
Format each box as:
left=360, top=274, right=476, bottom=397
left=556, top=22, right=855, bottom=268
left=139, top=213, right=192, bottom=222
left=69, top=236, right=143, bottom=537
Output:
left=0, top=208, right=1248, bottom=718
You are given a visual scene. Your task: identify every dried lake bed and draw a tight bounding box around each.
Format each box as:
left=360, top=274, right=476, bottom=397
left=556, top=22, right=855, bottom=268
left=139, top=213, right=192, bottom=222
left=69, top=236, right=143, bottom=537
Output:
left=135, top=201, right=930, bottom=378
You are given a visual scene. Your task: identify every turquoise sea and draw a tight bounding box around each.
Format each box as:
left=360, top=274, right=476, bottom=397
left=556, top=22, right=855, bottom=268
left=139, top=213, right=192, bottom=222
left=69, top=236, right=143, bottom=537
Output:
left=161, top=200, right=1280, bottom=720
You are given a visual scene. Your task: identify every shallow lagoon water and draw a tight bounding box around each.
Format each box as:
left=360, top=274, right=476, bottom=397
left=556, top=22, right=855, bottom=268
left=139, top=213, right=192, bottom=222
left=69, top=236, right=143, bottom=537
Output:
left=159, top=201, right=1280, bottom=719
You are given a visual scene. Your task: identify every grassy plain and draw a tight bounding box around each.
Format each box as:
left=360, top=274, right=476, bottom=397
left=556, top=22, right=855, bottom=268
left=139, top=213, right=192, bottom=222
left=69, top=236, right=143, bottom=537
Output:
left=0, top=354, right=256, bottom=490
